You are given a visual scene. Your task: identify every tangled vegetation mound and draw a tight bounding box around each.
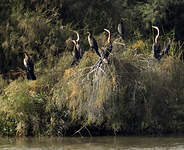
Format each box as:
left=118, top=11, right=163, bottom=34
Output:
left=0, top=49, right=184, bottom=136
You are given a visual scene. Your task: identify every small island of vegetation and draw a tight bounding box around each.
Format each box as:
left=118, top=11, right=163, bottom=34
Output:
left=0, top=0, right=184, bottom=137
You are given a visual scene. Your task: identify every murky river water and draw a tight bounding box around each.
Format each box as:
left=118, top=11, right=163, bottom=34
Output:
left=0, top=136, right=184, bottom=150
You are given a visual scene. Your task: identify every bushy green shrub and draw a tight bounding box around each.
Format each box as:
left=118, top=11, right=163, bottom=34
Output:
left=0, top=79, right=46, bottom=136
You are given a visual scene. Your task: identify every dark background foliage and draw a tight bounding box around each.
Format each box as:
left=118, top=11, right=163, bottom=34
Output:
left=0, top=0, right=184, bottom=74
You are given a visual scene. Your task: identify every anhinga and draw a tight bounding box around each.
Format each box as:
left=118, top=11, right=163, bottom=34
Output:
left=118, top=18, right=126, bottom=39
left=152, top=26, right=161, bottom=60
left=161, top=38, right=171, bottom=56
left=71, top=40, right=81, bottom=66
left=23, top=52, right=36, bottom=80
left=71, top=30, right=84, bottom=57
left=70, top=30, right=84, bottom=66
left=103, top=28, right=112, bottom=59
left=87, top=31, right=101, bottom=57
left=152, top=26, right=171, bottom=60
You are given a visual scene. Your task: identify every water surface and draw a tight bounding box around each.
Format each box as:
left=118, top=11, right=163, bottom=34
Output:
left=0, top=136, right=184, bottom=150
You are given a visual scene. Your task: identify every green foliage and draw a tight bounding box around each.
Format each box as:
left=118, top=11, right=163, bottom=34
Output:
left=137, top=0, right=184, bottom=39
left=0, top=1, right=70, bottom=74
left=0, top=79, right=46, bottom=136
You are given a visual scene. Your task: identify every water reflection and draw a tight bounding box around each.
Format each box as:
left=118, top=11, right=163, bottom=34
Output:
left=0, top=136, right=184, bottom=150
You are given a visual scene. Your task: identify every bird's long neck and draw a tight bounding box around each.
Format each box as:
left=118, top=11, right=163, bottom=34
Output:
left=24, top=54, right=29, bottom=68
left=104, top=29, right=111, bottom=44
left=24, top=53, right=29, bottom=60
left=88, top=33, right=92, bottom=38
left=168, top=38, right=171, bottom=44
left=107, top=33, right=111, bottom=43
left=154, top=27, right=159, bottom=44
left=74, top=31, right=80, bottom=42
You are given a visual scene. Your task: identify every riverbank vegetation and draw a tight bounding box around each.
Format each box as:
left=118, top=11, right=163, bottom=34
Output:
left=0, top=0, right=184, bottom=136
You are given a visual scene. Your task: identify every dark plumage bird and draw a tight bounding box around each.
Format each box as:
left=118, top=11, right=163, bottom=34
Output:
left=23, top=52, right=36, bottom=80
left=71, top=40, right=81, bottom=66
left=152, top=26, right=171, bottom=60
left=71, top=30, right=84, bottom=58
left=118, top=18, right=126, bottom=39
left=152, top=26, right=161, bottom=60
left=87, top=31, right=101, bottom=57
left=102, top=28, right=112, bottom=62
left=70, top=30, right=84, bottom=66
left=161, top=38, right=171, bottom=57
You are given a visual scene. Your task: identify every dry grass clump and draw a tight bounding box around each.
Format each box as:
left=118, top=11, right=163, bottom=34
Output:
left=132, top=40, right=147, bottom=54
left=52, top=51, right=141, bottom=131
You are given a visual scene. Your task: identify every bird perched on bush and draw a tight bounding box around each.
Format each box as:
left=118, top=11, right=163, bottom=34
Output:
left=87, top=31, right=101, bottom=57
left=71, top=30, right=84, bottom=58
left=23, top=52, right=36, bottom=80
left=103, top=28, right=112, bottom=58
left=101, top=28, right=113, bottom=63
left=160, top=38, right=171, bottom=57
left=118, top=18, right=127, bottom=39
left=152, top=26, right=171, bottom=60
left=152, top=26, right=161, bottom=59
left=70, top=30, right=84, bottom=66
left=71, top=40, right=81, bottom=66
